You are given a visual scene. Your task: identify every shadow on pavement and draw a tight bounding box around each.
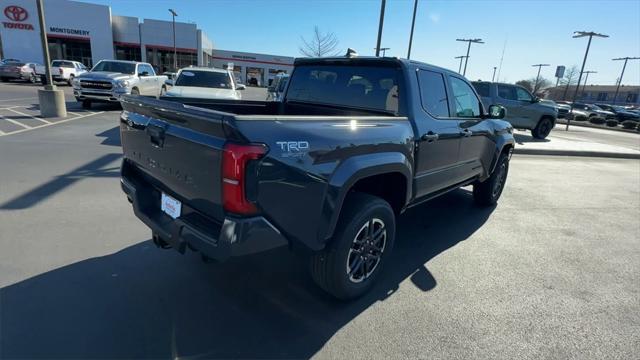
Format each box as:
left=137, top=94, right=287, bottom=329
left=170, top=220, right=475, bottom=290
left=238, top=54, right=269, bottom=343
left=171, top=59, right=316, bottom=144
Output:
left=514, top=133, right=550, bottom=144
left=96, top=126, right=121, bottom=147
left=0, top=153, right=121, bottom=210
left=0, top=189, right=494, bottom=359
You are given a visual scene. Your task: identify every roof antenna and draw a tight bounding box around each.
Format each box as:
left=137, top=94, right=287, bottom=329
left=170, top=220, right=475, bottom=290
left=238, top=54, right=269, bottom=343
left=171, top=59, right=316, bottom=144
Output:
left=346, top=48, right=358, bottom=58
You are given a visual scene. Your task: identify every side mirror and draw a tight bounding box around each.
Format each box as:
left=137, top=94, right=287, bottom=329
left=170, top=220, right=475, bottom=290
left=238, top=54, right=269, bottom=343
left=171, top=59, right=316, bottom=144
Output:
left=164, top=79, right=174, bottom=86
left=236, top=84, right=246, bottom=90
left=138, top=71, right=149, bottom=77
left=487, top=104, right=506, bottom=119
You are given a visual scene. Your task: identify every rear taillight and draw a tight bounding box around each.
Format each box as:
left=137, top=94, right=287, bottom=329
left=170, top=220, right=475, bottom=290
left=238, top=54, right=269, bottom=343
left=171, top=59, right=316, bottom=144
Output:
left=222, top=142, right=267, bottom=215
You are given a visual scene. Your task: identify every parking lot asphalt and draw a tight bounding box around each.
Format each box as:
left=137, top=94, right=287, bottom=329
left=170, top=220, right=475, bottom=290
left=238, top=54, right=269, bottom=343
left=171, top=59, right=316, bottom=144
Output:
left=0, top=82, right=639, bottom=359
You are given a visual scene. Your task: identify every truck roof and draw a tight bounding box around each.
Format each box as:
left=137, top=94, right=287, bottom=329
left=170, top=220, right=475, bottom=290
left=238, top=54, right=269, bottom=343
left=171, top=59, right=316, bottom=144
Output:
left=294, top=56, right=459, bottom=77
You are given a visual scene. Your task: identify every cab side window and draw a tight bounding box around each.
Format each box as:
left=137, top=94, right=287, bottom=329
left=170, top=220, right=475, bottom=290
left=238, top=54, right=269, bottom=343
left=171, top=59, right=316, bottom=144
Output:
left=416, top=69, right=449, bottom=118
left=449, top=76, right=481, bottom=118
left=515, top=87, right=533, bottom=102
left=497, top=84, right=517, bottom=101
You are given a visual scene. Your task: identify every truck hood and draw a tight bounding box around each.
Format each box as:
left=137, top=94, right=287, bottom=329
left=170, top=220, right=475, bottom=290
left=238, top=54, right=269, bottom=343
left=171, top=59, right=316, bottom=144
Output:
left=76, top=71, right=133, bottom=81
left=165, top=86, right=240, bottom=100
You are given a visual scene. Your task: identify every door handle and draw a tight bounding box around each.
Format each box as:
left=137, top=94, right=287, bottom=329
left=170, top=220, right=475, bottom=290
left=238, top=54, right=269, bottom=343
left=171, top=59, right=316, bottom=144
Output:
left=460, top=129, right=473, bottom=137
left=421, top=132, right=439, bottom=142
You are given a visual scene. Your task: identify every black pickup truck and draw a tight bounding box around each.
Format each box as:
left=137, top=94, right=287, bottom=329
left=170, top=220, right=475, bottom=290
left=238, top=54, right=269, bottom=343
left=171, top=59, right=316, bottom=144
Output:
left=119, top=56, right=515, bottom=299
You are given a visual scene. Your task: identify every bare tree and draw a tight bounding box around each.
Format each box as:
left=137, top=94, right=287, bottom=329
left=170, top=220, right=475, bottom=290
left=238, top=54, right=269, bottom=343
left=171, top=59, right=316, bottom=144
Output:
left=515, top=77, right=552, bottom=95
left=299, top=26, right=340, bottom=57
left=559, top=65, right=580, bottom=100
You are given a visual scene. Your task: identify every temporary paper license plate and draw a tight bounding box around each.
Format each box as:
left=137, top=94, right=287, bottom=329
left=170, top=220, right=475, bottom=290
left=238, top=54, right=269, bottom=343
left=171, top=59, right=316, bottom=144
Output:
left=161, top=192, right=182, bottom=219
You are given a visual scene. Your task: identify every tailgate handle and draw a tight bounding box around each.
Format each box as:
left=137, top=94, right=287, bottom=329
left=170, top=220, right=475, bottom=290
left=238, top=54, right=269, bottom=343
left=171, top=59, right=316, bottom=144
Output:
left=146, top=124, right=166, bottom=148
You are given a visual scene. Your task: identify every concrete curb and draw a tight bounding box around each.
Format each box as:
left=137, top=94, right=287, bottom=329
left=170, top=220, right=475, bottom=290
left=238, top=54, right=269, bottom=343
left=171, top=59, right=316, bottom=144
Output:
left=514, top=148, right=640, bottom=160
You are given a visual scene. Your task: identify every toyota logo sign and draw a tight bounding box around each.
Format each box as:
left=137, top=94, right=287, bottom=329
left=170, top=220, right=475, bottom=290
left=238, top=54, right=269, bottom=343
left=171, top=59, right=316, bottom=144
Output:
left=4, top=5, right=28, bottom=22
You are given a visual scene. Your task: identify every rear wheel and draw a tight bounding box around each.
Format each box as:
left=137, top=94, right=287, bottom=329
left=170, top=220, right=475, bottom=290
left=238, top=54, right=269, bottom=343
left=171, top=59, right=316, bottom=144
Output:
left=29, top=73, right=37, bottom=83
left=310, top=193, right=395, bottom=300
left=81, top=99, right=92, bottom=109
left=532, top=117, right=553, bottom=139
left=473, top=152, right=509, bottom=206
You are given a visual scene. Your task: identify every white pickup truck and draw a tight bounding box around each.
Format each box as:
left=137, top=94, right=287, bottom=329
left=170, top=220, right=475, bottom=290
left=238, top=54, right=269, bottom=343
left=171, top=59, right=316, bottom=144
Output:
left=72, top=60, right=167, bottom=109
left=51, top=60, right=88, bottom=85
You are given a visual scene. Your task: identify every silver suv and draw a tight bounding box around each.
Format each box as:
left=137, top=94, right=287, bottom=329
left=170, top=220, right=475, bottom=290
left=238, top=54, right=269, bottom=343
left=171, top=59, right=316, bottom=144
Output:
left=472, top=81, right=557, bottom=139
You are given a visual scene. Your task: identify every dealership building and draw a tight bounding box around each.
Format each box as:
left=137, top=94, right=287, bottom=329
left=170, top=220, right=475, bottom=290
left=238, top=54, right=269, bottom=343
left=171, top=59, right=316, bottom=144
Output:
left=0, top=0, right=294, bottom=85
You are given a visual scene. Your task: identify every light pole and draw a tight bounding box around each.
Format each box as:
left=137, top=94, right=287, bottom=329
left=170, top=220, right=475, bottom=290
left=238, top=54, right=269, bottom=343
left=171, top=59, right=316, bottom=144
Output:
left=375, top=0, right=386, bottom=57
left=456, top=38, right=484, bottom=76
left=580, top=70, right=597, bottom=99
left=567, top=31, right=608, bottom=131
left=407, top=0, right=418, bottom=59
left=374, top=47, right=390, bottom=56
left=531, top=63, right=550, bottom=94
left=168, top=9, right=178, bottom=71
left=36, top=0, right=66, bottom=117
left=612, top=57, right=640, bottom=105
left=454, top=55, right=467, bottom=74
left=492, top=66, right=497, bottom=82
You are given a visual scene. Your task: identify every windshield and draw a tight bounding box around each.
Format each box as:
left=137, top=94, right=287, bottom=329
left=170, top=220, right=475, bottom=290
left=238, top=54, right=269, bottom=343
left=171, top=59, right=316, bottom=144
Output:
left=287, top=65, right=400, bottom=114
left=91, top=61, right=136, bottom=74
left=174, top=70, right=233, bottom=89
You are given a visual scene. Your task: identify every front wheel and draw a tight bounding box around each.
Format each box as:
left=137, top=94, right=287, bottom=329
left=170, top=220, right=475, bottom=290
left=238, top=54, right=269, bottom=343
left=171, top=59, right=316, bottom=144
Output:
left=473, top=152, right=510, bottom=206
left=532, top=117, right=553, bottom=139
left=29, top=73, right=37, bottom=83
left=130, top=88, right=140, bottom=96
left=310, top=193, right=395, bottom=300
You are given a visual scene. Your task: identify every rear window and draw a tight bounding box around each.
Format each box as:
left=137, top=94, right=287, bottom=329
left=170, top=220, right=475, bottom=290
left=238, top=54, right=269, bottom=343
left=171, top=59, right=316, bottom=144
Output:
left=175, top=70, right=232, bottom=89
left=52, top=61, right=74, bottom=68
left=472, top=82, right=490, bottom=97
left=287, top=65, right=400, bottom=114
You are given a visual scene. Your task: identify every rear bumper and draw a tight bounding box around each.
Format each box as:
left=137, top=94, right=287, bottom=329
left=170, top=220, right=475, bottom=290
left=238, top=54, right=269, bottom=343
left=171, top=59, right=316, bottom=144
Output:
left=120, top=163, right=287, bottom=261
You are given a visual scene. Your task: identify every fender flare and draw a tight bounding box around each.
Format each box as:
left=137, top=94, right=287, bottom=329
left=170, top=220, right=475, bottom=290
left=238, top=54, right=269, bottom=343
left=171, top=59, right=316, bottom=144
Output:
left=317, top=152, right=413, bottom=243
left=488, top=135, right=515, bottom=176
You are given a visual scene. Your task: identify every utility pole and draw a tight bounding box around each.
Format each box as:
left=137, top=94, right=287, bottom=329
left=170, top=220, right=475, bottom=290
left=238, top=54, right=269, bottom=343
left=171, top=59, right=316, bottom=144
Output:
left=567, top=31, right=608, bottom=131
left=454, top=55, right=468, bottom=74
left=531, top=63, right=550, bottom=94
left=580, top=70, right=597, bottom=98
left=612, top=57, right=640, bottom=105
left=492, top=66, right=497, bottom=82
left=36, top=0, right=66, bottom=117
left=374, top=47, right=390, bottom=57
left=456, top=38, right=484, bottom=76
left=375, top=0, right=386, bottom=57
left=407, top=0, right=418, bottom=59
left=169, top=9, right=178, bottom=70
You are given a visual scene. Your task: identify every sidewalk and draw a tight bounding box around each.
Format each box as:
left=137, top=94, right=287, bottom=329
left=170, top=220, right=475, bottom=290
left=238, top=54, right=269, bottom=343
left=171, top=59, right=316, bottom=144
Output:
left=512, top=126, right=640, bottom=159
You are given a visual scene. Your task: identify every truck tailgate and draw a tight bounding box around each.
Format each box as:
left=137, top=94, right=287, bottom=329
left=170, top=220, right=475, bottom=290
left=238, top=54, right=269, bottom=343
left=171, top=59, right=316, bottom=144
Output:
left=119, top=96, right=235, bottom=223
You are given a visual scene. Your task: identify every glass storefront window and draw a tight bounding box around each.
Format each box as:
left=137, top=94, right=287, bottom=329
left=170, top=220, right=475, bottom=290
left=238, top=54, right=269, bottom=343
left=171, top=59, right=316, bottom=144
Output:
left=47, top=37, right=92, bottom=67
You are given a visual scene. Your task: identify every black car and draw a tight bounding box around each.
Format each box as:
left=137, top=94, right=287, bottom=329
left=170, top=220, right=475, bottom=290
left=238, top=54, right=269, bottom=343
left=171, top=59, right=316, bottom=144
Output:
left=119, top=55, right=514, bottom=299
left=595, top=103, right=640, bottom=122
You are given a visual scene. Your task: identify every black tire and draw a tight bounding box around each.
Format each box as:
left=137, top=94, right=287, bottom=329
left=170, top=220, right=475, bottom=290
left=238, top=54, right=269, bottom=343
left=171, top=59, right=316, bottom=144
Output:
left=29, top=73, right=37, bottom=84
left=131, top=88, right=140, bottom=95
left=310, top=192, right=395, bottom=300
left=160, top=86, right=166, bottom=96
left=532, top=117, right=553, bottom=139
left=473, top=152, right=510, bottom=206
left=67, top=75, right=74, bottom=86
left=81, top=99, right=92, bottom=109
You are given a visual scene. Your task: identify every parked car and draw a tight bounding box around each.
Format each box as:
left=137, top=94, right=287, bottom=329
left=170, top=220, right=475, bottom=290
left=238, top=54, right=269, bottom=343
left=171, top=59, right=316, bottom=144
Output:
left=594, top=103, right=640, bottom=122
left=0, top=61, right=44, bottom=83
left=472, top=81, right=557, bottom=139
left=266, top=73, right=289, bottom=101
left=554, top=103, right=571, bottom=118
left=163, top=67, right=244, bottom=99
left=0, top=58, right=21, bottom=65
left=572, top=103, right=615, bottom=119
left=118, top=55, right=514, bottom=299
left=72, top=60, right=168, bottom=109
left=51, top=60, right=88, bottom=85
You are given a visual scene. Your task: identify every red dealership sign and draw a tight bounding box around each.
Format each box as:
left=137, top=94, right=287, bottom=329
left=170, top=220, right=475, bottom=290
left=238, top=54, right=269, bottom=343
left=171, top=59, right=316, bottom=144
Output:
left=2, top=5, right=34, bottom=30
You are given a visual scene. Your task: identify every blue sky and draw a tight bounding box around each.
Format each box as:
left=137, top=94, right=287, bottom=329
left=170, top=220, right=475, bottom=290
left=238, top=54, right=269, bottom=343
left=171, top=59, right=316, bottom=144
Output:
left=87, top=0, right=640, bottom=86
